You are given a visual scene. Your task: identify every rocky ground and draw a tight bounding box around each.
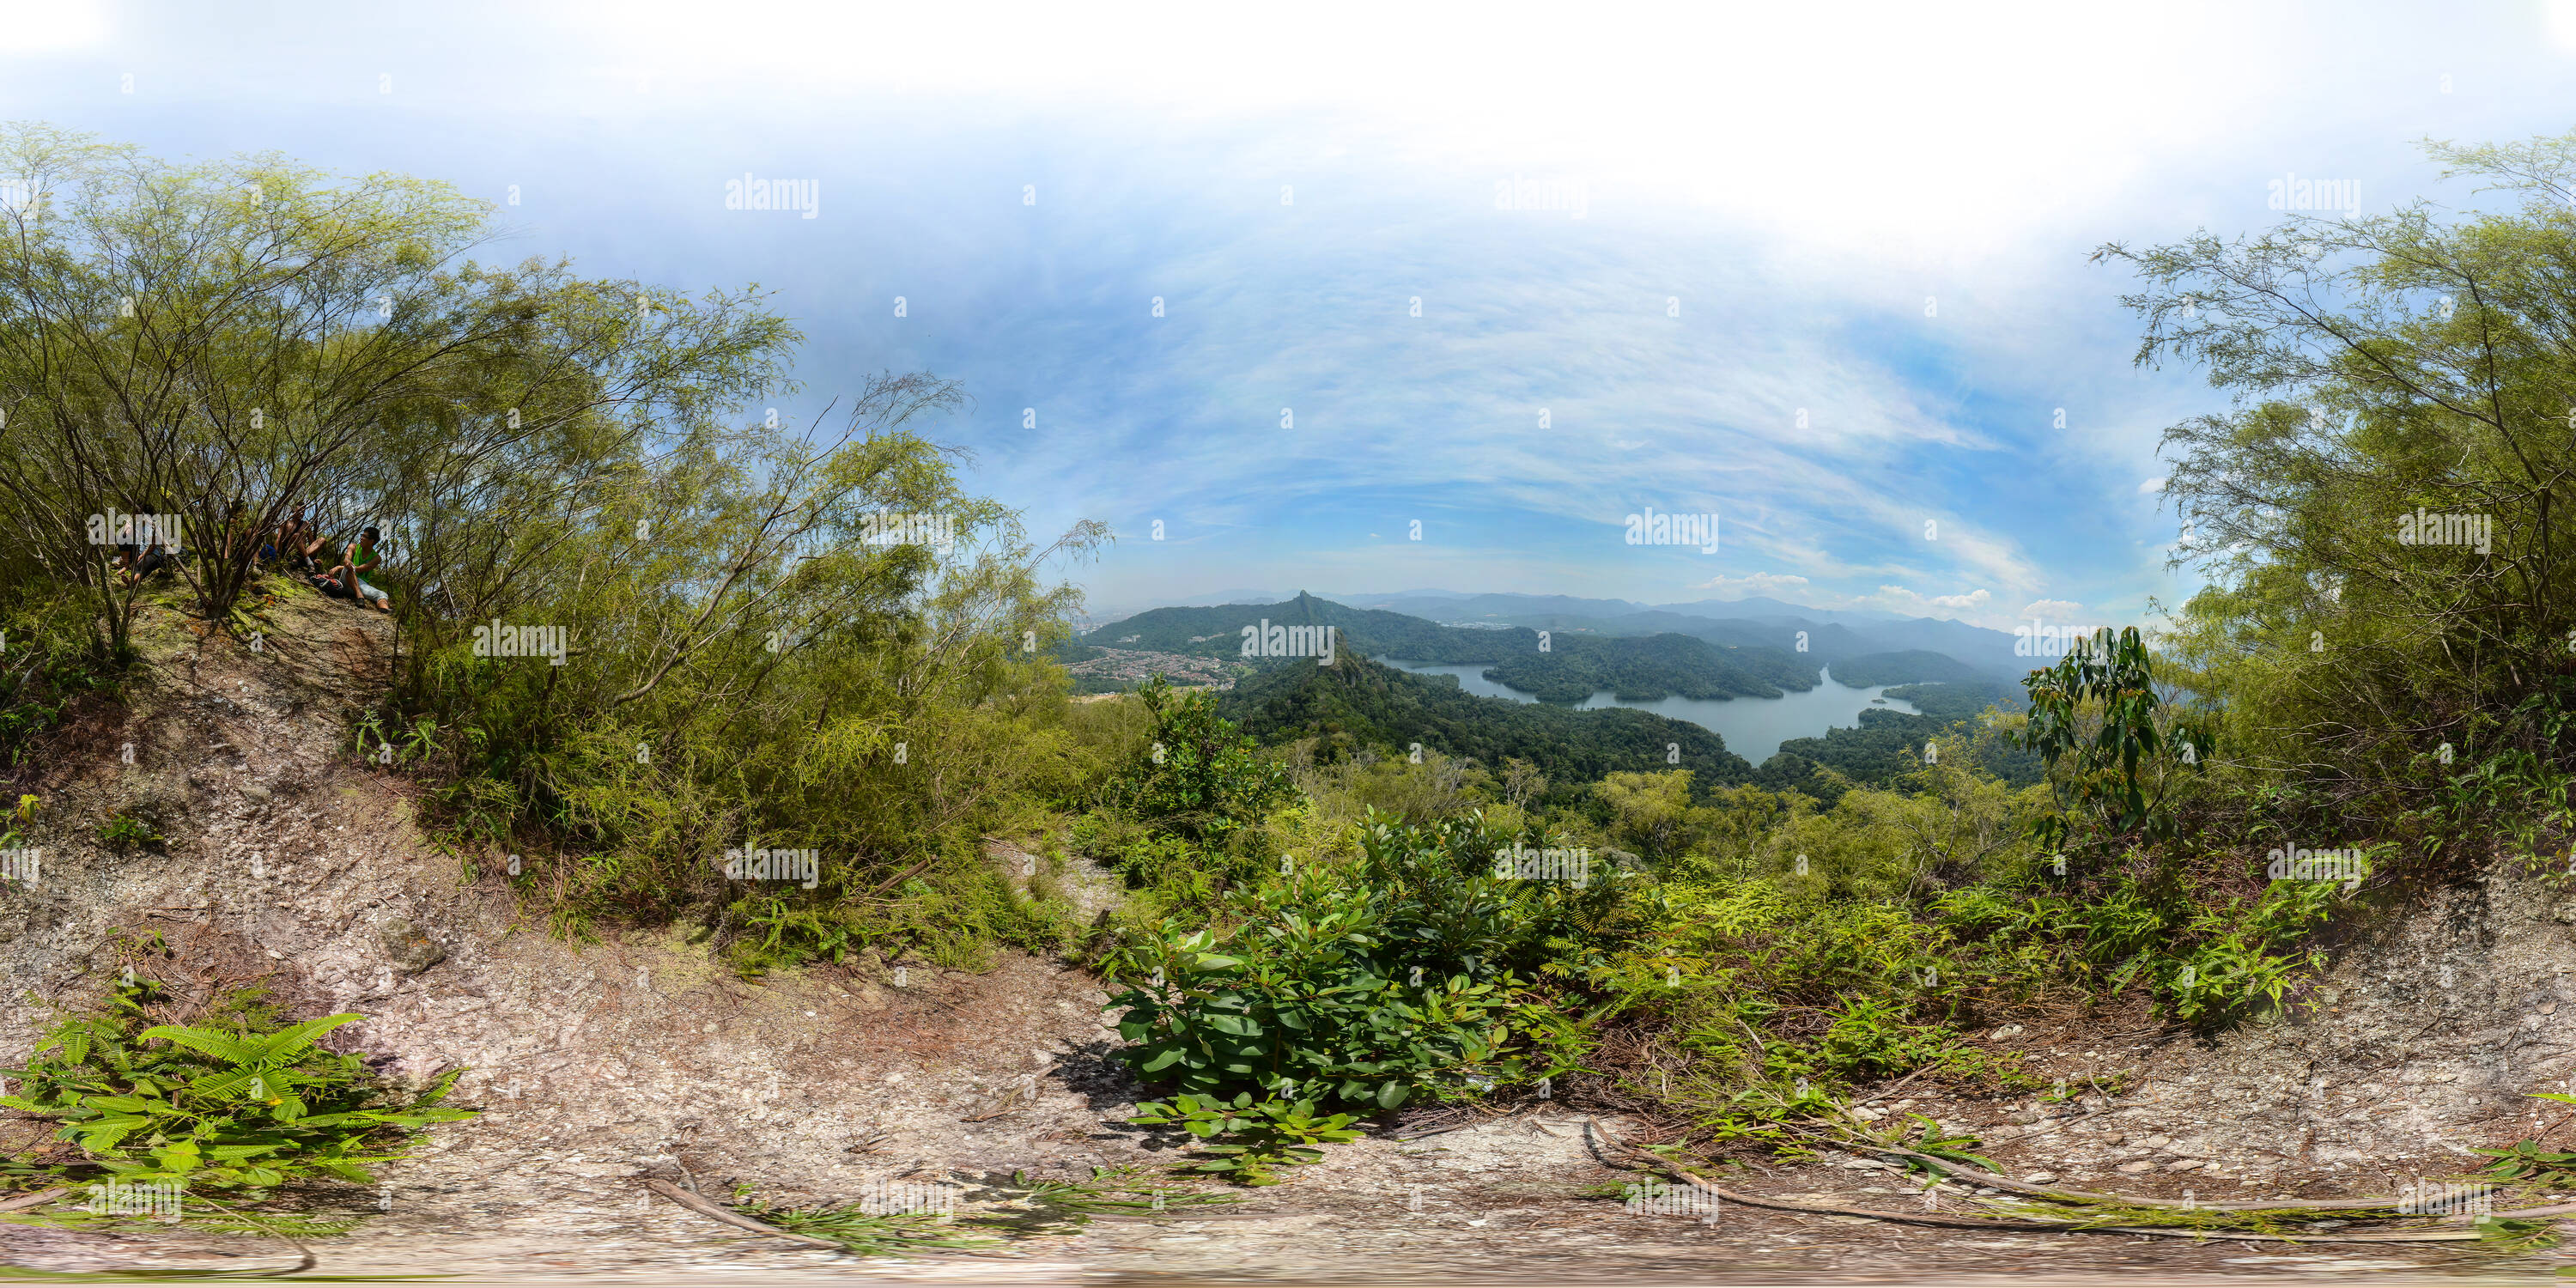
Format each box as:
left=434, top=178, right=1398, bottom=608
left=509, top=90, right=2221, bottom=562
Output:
left=1, top=592, right=2573, bottom=1282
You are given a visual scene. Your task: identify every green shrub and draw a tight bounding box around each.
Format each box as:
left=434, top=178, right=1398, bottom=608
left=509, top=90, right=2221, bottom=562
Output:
left=1103, top=811, right=1600, bottom=1109
left=2017, top=627, right=2212, bottom=861
left=1108, top=678, right=1294, bottom=841
left=0, top=588, right=115, bottom=767
left=1127, top=1092, right=1364, bottom=1186
left=0, top=983, right=474, bottom=1196
left=2158, top=877, right=2341, bottom=1025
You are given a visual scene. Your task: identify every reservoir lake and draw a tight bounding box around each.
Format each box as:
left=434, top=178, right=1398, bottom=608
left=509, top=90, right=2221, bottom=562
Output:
left=1380, top=660, right=1919, bottom=766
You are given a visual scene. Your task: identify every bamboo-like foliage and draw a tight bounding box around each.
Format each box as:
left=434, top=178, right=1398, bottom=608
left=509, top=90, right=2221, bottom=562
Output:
left=0, top=125, right=1117, bottom=965
left=2096, top=130, right=2576, bottom=792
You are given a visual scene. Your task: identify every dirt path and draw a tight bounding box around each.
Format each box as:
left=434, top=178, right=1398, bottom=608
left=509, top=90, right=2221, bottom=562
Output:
left=1, top=598, right=2572, bottom=1280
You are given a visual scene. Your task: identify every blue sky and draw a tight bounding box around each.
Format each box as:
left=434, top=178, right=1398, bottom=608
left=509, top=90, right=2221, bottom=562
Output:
left=7, top=0, right=2575, bottom=629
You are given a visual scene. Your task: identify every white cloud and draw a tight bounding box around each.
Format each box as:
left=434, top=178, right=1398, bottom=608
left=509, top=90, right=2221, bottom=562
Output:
left=558, top=0, right=2306, bottom=258
left=0, top=0, right=106, bottom=52
left=1874, top=585, right=1995, bottom=615
left=2553, top=0, right=2576, bottom=49
left=1693, top=572, right=1811, bottom=596
left=2020, top=598, right=2086, bottom=619
left=2138, top=477, right=2166, bottom=493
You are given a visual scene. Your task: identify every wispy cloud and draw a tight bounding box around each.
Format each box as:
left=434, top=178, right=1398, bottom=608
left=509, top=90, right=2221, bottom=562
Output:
left=1694, top=572, right=1814, bottom=597
left=22, top=0, right=2576, bottom=628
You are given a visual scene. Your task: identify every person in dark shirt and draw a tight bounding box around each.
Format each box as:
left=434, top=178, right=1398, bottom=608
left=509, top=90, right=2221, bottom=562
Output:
left=115, top=542, right=175, bottom=586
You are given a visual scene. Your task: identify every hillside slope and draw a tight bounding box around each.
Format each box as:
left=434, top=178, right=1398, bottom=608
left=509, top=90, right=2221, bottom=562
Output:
left=0, top=600, right=2564, bottom=1279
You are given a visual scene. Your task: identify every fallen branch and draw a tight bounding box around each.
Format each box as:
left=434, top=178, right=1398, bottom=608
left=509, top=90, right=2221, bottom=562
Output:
left=0, top=1188, right=65, bottom=1213
left=645, top=1178, right=844, bottom=1249
left=189, top=1191, right=321, bottom=1276
left=1841, top=1136, right=2396, bottom=1212
left=1856, top=1066, right=1935, bottom=1106
left=1583, top=1118, right=2494, bottom=1245
left=865, top=856, right=938, bottom=898
left=1848, top=1135, right=2576, bottom=1220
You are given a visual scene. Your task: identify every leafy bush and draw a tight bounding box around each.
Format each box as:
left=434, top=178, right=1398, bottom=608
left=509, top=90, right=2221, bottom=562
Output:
left=1103, top=811, right=1600, bottom=1109
left=2018, top=627, right=2212, bottom=861
left=0, top=984, right=473, bottom=1195
left=1109, top=677, right=1295, bottom=841
left=2158, top=878, right=2340, bottom=1025
left=1127, top=1092, right=1364, bottom=1185
left=1072, top=811, right=1268, bottom=919
left=0, top=590, right=115, bottom=766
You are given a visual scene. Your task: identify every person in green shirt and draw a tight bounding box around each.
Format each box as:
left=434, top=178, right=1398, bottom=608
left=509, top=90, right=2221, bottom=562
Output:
left=330, top=526, right=390, bottom=611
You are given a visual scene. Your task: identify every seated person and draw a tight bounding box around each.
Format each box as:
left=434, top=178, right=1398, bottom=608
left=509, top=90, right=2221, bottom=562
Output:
left=116, top=542, right=177, bottom=586
left=220, top=499, right=251, bottom=560
left=296, top=519, right=331, bottom=570
left=261, top=508, right=299, bottom=565
left=327, top=526, right=390, bottom=611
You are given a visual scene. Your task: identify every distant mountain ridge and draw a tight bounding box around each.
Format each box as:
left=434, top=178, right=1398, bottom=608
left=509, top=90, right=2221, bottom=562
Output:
left=1336, top=591, right=1911, bottom=628
left=1073, top=592, right=1997, bottom=700
left=1083, top=589, right=2034, bottom=680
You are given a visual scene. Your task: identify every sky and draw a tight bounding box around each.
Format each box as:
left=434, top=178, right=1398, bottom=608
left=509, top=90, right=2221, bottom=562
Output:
left=4, top=0, right=2573, bottom=629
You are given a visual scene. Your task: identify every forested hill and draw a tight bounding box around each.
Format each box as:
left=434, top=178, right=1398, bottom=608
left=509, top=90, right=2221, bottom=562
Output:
left=1213, top=648, right=2038, bottom=809
left=1479, top=629, right=1817, bottom=702
left=1218, top=654, right=1757, bottom=787
left=1079, top=592, right=1504, bottom=663
left=1078, top=592, right=1874, bottom=702
left=1826, top=650, right=1993, bottom=687
left=1749, top=678, right=2043, bottom=804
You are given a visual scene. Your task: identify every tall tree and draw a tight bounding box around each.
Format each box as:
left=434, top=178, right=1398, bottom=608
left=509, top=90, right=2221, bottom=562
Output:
left=0, top=123, right=793, bottom=657
left=2097, top=130, right=2576, bottom=779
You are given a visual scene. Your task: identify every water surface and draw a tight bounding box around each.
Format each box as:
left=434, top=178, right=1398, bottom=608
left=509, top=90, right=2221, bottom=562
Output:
left=1381, top=660, right=1918, bottom=766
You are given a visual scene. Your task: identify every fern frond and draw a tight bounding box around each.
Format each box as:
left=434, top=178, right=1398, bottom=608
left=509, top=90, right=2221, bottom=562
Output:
left=242, top=1014, right=361, bottom=1062
left=185, top=1068, right=264, bottom=1099
left=137, top=1026, right=257, bottom=1065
